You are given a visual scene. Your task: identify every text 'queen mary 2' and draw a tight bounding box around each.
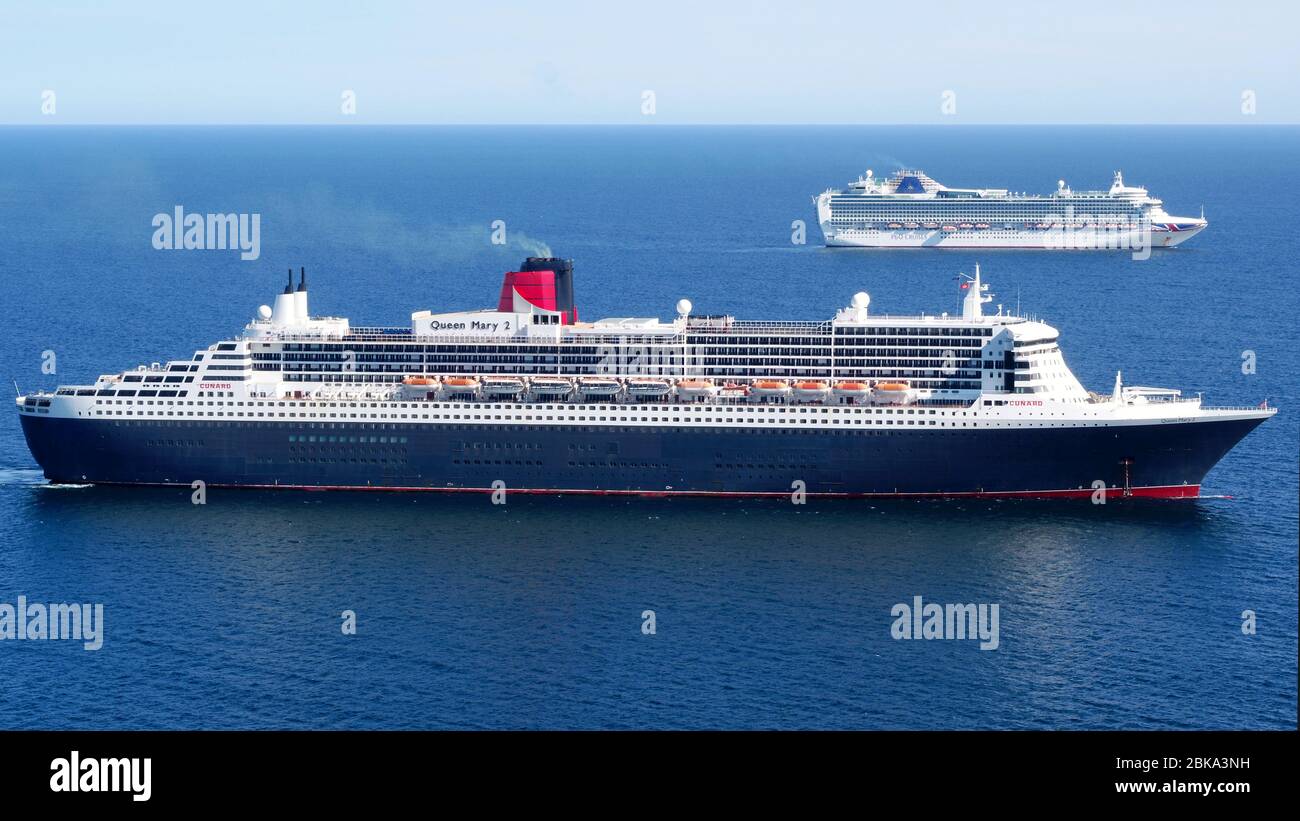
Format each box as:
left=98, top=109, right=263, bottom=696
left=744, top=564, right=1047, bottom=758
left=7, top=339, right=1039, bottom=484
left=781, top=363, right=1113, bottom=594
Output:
left=17, top=258, right=1273, bottom=499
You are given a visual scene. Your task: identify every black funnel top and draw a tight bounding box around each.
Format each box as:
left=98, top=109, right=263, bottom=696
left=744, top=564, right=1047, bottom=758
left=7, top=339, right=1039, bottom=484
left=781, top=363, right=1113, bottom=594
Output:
left=521, top=257, right=576, bottom=323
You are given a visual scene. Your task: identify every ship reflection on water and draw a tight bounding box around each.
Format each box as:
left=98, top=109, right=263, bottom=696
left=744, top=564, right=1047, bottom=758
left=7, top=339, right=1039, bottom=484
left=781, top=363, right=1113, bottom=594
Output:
left=3, top=479, right=1282, bottom=730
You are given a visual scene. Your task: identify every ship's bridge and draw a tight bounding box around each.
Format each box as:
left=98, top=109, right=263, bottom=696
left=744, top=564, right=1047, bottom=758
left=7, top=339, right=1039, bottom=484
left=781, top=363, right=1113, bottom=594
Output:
left=1107, top=170, right=1150, bottom=198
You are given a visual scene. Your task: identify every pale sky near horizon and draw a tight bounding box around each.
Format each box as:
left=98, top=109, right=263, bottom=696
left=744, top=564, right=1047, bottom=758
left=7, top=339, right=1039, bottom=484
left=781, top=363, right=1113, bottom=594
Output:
left=2, top=0, right=1296, bottom=124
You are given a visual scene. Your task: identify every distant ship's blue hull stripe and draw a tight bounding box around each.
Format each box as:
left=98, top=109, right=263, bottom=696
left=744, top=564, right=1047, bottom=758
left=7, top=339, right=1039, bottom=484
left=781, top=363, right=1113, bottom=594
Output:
left=19, top=415, right=1265, bottom=498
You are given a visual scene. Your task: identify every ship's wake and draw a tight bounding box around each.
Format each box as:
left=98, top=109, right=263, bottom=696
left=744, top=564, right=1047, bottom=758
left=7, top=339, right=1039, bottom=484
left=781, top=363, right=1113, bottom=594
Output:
left=0, top=467, right=88, bottom=489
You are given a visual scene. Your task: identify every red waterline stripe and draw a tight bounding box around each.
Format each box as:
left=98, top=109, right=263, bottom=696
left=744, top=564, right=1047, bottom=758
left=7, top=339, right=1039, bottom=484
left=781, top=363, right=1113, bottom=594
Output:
left=84, top=481, right=1202, bottom=500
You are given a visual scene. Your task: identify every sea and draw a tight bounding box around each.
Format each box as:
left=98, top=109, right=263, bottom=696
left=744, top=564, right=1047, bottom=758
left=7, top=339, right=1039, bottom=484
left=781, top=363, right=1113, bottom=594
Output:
left=0, top=125, right=1295, bottom=729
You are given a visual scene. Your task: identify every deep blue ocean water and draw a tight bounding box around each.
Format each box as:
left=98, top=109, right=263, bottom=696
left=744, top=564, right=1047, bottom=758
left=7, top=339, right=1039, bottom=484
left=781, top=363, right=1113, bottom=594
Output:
left=0, top=125, right=1295, bottom=729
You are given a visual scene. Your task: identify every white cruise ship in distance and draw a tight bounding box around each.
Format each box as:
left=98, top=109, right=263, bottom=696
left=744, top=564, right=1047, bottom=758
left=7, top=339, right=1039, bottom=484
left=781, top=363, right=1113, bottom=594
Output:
left=815, top=169, right=1207, bottom=249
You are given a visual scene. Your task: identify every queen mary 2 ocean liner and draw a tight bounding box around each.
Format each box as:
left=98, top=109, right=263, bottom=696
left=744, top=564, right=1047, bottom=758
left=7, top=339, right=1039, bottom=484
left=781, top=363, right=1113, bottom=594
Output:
left=816, top=170, right=1208, bottom=249
left=16, top=258, right=1272, bottom=499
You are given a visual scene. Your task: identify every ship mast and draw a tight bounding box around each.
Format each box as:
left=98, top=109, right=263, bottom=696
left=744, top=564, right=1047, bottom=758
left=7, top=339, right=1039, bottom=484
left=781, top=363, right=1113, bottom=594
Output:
left=960, top=264, right=992, bottom=320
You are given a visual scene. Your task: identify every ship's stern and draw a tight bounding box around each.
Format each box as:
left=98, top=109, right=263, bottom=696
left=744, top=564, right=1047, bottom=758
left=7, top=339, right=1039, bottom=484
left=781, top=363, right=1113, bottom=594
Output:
left=15, top=397, right=97, bottom=484
left=815, top=190, right=842, bottom=245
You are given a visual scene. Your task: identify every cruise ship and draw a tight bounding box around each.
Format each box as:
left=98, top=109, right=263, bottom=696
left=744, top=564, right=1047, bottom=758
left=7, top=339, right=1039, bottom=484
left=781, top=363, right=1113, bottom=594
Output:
left=816, top=170, right=1207, bottom=249
left=16, top=258, right=1272, bottom=499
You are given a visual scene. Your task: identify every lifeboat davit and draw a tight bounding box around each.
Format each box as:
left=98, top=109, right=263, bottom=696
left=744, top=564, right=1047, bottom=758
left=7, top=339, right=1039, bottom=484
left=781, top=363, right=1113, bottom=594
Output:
left=750, top=379, right=791, bottom=398
left=792, top=380, right=830, bottom=402
left=530, top=377, right=573, bottom=397
left=872, top=380, right=912, bottom=404
left=832, top=380, right=871, bottom=400
left=481, top=376, right=525, bottom=397
left=676, top=379, right=718, bottom=400
left=578, top=377, right=622, bottom=397
left=626, top=377, right=672, bottom=397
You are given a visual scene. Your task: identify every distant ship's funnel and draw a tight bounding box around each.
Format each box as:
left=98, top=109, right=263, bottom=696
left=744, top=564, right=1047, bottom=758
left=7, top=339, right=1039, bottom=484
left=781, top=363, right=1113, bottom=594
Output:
left=295, top=266, right=309, bottom=323
left=272, top=267, right=296, bottom=326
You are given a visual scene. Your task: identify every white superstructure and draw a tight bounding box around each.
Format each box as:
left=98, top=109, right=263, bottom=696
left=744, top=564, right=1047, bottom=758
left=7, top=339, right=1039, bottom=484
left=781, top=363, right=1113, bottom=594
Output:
left=816, top=170, right=1207, bottom=249
left=17, top=265, right=1264, bottom=434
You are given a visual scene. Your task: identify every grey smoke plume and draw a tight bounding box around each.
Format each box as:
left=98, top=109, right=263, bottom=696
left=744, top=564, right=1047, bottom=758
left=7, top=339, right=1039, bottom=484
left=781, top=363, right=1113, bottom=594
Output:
left=515, top=234, right=553, bottom=258
left=263, top=186, right=556, bottom=268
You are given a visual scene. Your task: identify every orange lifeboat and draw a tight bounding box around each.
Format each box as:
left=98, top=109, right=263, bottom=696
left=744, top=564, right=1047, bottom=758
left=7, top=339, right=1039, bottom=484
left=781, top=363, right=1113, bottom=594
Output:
left=793, top=380, right=830, bottom=401
left=403, top=376, right=437, bottom=386
left=676, top=379, right=717, bottom=400
left=442, top=376, right=480, bottom=393
left=872, top=380, right=912, bottom=404
left=751, top=379, right=791, bottom=398
left=832, top=380, right=871, bottom=400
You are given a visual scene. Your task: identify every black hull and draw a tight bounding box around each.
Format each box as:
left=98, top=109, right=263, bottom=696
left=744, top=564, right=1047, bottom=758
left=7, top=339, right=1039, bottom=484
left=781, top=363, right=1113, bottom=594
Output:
left=18, top=414, right=1267, bottom=499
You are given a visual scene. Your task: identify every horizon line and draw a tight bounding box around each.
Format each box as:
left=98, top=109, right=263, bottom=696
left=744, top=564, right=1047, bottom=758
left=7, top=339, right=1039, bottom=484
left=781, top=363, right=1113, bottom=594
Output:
left=2, top=121, right=1298, bottom=128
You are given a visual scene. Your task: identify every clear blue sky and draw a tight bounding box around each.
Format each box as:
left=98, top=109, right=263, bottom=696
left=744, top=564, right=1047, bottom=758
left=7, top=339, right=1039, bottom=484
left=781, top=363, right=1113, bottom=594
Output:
left=2, top=0, right=1296, bottom=124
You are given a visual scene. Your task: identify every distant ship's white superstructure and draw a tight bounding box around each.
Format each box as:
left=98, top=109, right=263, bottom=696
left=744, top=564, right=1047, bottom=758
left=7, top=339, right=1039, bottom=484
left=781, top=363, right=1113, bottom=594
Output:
left=815, top=170, right=1207, bottom=249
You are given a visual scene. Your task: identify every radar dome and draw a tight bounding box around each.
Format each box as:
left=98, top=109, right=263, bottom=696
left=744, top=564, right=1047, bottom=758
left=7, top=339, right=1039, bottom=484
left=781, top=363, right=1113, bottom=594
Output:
left=851, top=292, right=870, bottom=309
left=676, top=298, right=693, bottom=316
left=258, top=305, right=273, bottom=320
